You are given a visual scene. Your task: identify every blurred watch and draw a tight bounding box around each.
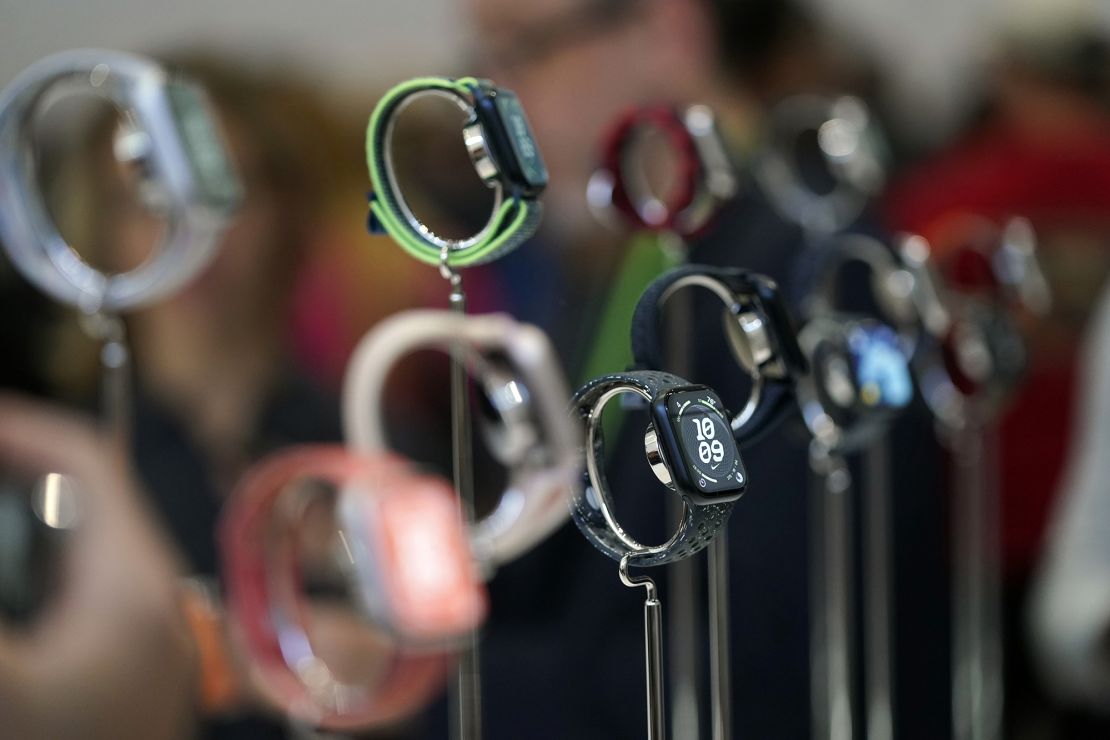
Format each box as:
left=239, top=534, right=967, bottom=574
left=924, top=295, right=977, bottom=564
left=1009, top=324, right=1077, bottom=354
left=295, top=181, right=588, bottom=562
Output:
left=0, top=49, right=241, bottom=312
left=342, top=310, right=581, bottom=570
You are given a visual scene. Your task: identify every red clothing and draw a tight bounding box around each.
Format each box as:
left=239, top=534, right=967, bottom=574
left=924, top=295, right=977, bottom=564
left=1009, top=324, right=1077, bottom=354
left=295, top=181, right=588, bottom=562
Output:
left=887, top=120, right=1110, bottom=575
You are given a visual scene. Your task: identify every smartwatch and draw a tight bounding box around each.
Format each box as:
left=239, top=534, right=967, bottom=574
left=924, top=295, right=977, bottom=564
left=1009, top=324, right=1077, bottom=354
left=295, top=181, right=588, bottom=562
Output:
left=342, top=310, right=581, bottom=570
left=796, top=232, right=970, bottom=427
left=795, top=316, right=914, bottom=454
left=0, top=49, right=242, bottom=312
left=934, top=214, right=1051, bottom=317
left=942, top=297, right=1028, bottom=404
left=220, top=446, right=484, bottom=730
left=753, top=95, right=885, bottom=234
left=571, top=370, right=745, bottom=568
left=587, top=104, right=737, bottom=237
left=930, top=215, right=1047, bottom=405
left=366, top=76, right=546, bottom=268
left=630, top=264, right=807, bottom=446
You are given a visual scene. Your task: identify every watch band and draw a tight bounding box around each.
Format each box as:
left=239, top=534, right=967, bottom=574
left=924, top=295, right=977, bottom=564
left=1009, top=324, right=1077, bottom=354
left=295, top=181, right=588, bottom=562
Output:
left=571, top=370, right=734, bottom=568
left=0, top=49, right=241, bottom=312
left=180, top=578, right=243, bottom=715
left=795, top=316, right=909, bottom=454
left=630, top=264, right=806, bottom=447
left=588, top=104, right=736, bottom=237
left=342, top=310, right=580, bottom=570
left=928, top=214, right=1051, bottom=317
left=365, top=76, right=542, bottom=268
left=752, top=94, right=884, bottom=235
left=794, top=232, right=972, bottom=430
left=219, top=446, right=462, bottom=731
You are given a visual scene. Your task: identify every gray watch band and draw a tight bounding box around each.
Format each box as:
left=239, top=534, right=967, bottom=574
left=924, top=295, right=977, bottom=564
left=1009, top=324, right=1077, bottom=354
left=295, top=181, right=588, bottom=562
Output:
left=570, top=370, right=734, bottom=567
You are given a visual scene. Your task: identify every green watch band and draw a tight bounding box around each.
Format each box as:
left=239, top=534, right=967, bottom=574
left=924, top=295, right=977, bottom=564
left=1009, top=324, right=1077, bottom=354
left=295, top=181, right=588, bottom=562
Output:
left=365, top=76, right=544, bottom=268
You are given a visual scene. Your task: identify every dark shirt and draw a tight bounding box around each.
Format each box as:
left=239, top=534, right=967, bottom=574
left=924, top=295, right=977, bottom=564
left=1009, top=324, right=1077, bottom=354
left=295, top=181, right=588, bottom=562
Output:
left=131, top=372, right=342, bottom=740
left=411, top=179, right=948, bottom=740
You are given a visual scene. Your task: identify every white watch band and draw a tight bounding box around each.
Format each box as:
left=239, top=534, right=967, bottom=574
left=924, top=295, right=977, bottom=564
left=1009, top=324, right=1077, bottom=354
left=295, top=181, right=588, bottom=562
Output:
left=342, top=309, right=581, bottom=570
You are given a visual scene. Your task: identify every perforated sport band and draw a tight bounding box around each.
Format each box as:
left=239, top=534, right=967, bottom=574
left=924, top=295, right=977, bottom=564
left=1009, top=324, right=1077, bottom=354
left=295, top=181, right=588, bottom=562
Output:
left=570, top=371, right=733, bottom=568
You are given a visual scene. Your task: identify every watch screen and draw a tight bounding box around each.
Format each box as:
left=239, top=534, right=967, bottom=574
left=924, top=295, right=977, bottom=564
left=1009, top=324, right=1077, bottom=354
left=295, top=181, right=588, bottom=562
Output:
left=493, top=89, right=548, bottom=189
left=847, top=323, right=913, bottom=409
left=666, top=390, right=745, bottom=496
left=165, top=82, right=242, bottom=209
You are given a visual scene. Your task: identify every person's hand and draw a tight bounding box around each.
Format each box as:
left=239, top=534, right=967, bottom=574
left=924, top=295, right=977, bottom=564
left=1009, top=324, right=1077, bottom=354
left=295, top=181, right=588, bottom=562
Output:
left=0, top=395, right=196, bottom=740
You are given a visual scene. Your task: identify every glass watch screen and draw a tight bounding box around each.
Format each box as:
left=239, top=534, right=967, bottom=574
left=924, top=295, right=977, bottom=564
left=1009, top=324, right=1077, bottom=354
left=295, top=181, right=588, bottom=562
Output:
left=663, top=389, right=745, bottom=498
left=165, top=82, right=242, bottom=210
left=492, top=89, right=548, bottom=191
left=847, top=323, right=913, bottom=409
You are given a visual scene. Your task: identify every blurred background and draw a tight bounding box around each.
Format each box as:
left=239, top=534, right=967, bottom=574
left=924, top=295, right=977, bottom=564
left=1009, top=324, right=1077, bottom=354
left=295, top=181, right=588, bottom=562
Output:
left=4, top=0, right=1110, bottom=739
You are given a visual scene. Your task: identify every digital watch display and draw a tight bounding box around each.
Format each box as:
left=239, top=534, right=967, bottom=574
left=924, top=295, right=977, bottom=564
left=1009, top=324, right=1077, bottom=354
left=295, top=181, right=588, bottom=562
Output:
left=653, top=388, right=746, bottom=503
left=477, top=87, right=548, bottom=194
left=846, top=323, right=914, bottom=410
left=164, top=81, right=241, bottom=210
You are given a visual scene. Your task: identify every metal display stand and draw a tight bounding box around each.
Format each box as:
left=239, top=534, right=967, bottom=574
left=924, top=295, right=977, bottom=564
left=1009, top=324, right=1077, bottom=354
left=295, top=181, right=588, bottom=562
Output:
left=950, top=417, right=1002, bottom=740
left=658, top=232, right=706, bottom=740
left=622, top=554, right=667, bottom=740
left=657, top=229, right=732, bottom=740
left=809, top=446, right=856, bottom=740
left=81, top=309, right=133, bottom=445
left=863, top=438, right=893, bottom=740
left=442, top=256, right=483, bottom=740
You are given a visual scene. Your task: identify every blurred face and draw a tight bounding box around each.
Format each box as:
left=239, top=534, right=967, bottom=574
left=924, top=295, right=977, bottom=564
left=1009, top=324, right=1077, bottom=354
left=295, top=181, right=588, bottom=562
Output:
left=466, top=0, right=711, bottom=237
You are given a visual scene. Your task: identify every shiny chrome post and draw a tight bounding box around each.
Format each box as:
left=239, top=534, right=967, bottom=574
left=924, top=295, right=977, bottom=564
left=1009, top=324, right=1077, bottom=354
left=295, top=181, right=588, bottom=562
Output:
left=621, top=554, right=667, bottom=740
left=951, top=419, right=1002, bottom=740
left=661, top=264, right=705, bottom=740
left=80, top=310, right=132, bottom=448
left=864, top=438, right=893, bottom=740
left=810, top=445, right=856, bottom=740
left=443, top=251, right=482, bottom=740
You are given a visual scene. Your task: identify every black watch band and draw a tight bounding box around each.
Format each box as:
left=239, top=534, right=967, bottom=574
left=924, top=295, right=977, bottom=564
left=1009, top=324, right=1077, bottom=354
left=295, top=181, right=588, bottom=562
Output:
left=570, top=370, right=734, bottom=568
left=630, top=264, right=806, bottom=448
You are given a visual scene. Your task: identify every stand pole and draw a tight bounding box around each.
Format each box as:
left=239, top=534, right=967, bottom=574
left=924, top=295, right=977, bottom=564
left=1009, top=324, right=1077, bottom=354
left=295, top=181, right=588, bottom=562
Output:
left=623, top=555, right=667, bottom=740
left=447, top=277, right=482, bottom=740
left=863, top=438, right=893, bottom=740
left=810, top=447, right=855, bottom=740
left=662, top=253, right=705, bottom=740
left=951, top=420, right=1002, bottom=740
left=708, top=534, right=732, bottom=740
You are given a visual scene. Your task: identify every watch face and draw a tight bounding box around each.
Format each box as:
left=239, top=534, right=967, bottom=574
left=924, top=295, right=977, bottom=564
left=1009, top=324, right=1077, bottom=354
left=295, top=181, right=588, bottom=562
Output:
left=492, top=89, right=548, bottom=190
left=846, top=323, right=913, bottom=409
left=165, top=82, right=243, bottom=211
left=660, top=388, right=746, bottom=501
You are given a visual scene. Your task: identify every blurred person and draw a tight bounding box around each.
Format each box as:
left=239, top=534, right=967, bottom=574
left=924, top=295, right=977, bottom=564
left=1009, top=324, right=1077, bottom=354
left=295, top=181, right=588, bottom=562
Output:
left=1031, top=284, right=1110, bottom=738
left=887, top=3, right=1110, bottom=735
left=38, top=54, right=430, bottom=739
left=0, top=396, right=195, bottom=740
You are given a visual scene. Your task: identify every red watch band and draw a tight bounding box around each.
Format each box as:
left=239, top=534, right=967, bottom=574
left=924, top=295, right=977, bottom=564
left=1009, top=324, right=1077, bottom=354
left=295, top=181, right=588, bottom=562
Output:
left=596, top=105, right=704, bottom=234
left=220, top=446, right=485, bottom=730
